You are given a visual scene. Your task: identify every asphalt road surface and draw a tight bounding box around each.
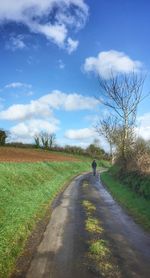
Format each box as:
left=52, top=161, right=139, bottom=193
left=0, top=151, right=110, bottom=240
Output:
left=26, top=173, right=150, bottom=278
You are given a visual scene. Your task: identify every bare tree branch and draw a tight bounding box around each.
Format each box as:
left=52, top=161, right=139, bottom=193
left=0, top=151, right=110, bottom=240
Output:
left=96, top=72, right=148, bottom=163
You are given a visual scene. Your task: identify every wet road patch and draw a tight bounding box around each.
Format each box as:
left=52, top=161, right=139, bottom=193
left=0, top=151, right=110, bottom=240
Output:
left=81, top=179, right=122, bottom=278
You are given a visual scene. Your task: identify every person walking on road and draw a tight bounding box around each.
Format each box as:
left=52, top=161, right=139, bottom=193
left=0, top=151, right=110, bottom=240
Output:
left=91, top=159, right=97, bottom=176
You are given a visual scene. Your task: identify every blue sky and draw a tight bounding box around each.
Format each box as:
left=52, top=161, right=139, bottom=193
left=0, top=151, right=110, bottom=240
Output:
left=0, top=0, right=150, bottom=149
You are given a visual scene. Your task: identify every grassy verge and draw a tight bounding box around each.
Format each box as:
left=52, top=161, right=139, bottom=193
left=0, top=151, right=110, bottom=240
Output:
left=101, top=171, right=150, bottom=231
left=98, top=160, right=111, bottom=168
left=0, top=161, right=90, bottom=278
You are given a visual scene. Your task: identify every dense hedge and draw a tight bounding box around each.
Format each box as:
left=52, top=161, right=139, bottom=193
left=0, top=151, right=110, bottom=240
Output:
left=110, top=166, right=150, bottom=199
left=120, top=171, right=150, bottom=199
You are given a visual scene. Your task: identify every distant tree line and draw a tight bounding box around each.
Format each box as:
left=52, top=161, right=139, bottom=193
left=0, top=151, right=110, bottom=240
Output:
left=0, top=128, right=109, bottom=161
left=34, top=132, right=109, bottom=160
left=52, top=143, right=109, bottom=160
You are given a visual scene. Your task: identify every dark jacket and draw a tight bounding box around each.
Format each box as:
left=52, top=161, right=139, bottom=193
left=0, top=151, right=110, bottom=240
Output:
left=92, top=160, right=97, bottom=169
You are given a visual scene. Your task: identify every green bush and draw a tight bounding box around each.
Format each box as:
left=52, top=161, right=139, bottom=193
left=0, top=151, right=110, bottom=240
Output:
left=109, top=166, right=150, bottom=199
left=139, top=178, right=150, bottom=198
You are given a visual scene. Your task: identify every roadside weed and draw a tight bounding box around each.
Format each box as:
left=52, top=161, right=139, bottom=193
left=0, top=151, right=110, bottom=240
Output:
left=85, top=217, right=103, bottom=234
left=82, top=197, right=121, bottom=277
left=82, top=200, right=96, bottom=214
left=89, top=239, right=110, bottom=257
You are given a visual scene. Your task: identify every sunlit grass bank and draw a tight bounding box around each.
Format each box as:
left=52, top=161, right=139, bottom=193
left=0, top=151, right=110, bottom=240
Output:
left=0, top=161, right=90, bottom=278
left=101, top=171, right=150, bottom=231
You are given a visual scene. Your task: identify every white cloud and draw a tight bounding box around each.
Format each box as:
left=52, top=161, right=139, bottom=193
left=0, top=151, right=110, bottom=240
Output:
left=65, top=127, right=96, bottom=140
left=55, top=1, right=88, bottom=29
left=0, top=90, right=98, bottom=121
left=16, top=68, right=23, bottom=73
left=63, top=94, right=98, bottom=110
left=58, top=59, right=65, bottom=69
left=5, top=34, right=26, bottom=51
left=34, top=22, right=68, bottom=46
left=10, top=119, right=60, bottom=140
left=136, top=113, right=150, bottom=140
left=0, top=0, right=88, bottom=51
left=5, top=82, right=32, bottom=89
left=84, top=50, right=142, bottom=78
left=39, top=90, right=99, bottom=111
left=0, top=102, right=52, bottom=121
left=67, top=38, right=79, bottom=54
left=64, top=127, right=111, bottom=151
left=26, top=91, right=34, bottom=96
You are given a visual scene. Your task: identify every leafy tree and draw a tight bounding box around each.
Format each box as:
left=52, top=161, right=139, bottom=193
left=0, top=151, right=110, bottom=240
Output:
left=0, top=129, right=7, bottom=146
left=86, top=140, right=105, bottom=159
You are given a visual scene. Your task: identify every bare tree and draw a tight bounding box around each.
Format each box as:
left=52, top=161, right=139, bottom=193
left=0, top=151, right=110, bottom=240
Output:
left=95, top=116, right=117, bottom=163
left=40, top=132, right=49, bottom=149
left=97, top=72, right=146, bottom=163
left=34, top=132, right=56, bottom=149
left=49, top=133, right=56, bottom=149
left=34, top=134, right=40, bottom=148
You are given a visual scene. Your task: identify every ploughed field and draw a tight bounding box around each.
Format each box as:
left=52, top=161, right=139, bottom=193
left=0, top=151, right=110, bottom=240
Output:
left=0, top=147, right=79, bottom=162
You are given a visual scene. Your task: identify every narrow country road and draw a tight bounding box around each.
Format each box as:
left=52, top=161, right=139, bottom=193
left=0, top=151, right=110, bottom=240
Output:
left=26, top=173, right=150, bottom=278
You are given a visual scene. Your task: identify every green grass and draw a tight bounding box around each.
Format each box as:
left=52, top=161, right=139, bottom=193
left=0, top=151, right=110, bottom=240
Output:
left=89, top=239, right=110, bottom=257
left=82, top=200, right=103, bottom=233
left=98, top=160, right=111, bottom=168
left=85, top=217, right=104, bottom=234
left=101, top=171, right=150, bottom=231
left=0, top=161, right=90, bottom=278
left=109, top=165, right=150, bottom=199
left=88, top=239, right=121, bottom=277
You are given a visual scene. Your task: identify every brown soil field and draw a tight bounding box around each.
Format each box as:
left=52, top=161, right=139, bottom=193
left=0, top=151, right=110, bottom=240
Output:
left=0, top=147, right=79, bottom=162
